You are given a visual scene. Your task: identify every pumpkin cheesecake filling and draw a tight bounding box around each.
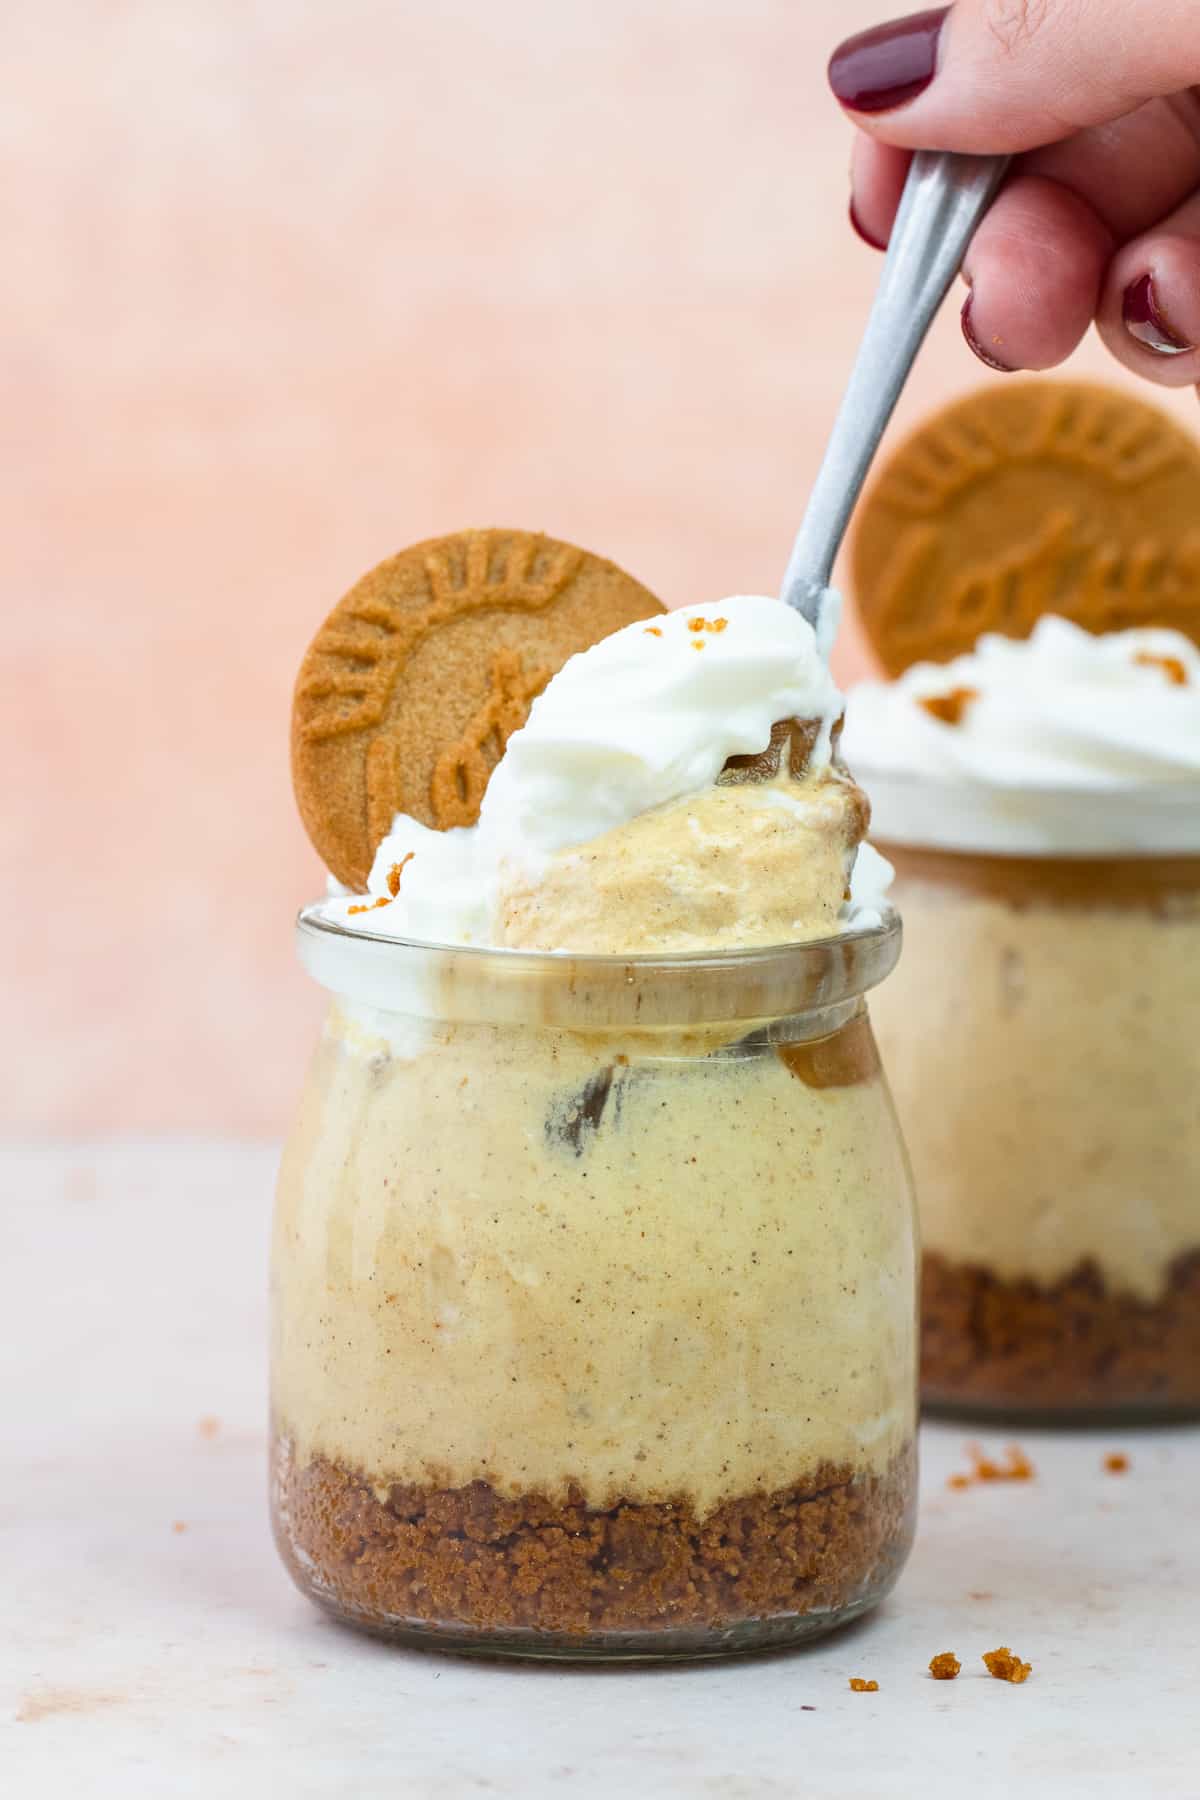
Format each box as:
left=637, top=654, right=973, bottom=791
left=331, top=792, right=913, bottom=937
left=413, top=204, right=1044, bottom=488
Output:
left=271, top=998, right=916, bottom=1643
left=879, top=850, right=1200, bottom=1413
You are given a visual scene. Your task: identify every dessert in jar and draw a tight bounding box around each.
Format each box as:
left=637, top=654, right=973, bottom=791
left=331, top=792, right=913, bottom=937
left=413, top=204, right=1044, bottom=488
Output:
left=846, top=377, right=1200, bottom=1422
left=271, top=528, right=917, bottom=1658
left=844, top=618, right=1200, bottom=1420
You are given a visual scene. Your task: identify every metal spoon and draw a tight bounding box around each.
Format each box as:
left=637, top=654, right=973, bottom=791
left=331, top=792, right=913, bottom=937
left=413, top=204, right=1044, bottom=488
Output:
left=780, top=150, right=1010, bottom=631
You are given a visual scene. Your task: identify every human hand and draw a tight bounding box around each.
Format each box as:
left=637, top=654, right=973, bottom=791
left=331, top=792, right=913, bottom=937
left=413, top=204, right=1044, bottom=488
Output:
left=829, top=2, right=1200, bottom=390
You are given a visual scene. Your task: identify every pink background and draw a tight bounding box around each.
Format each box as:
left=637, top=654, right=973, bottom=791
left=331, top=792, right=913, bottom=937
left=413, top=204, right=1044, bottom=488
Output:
left=7, top=0, right=1196, bottom=1137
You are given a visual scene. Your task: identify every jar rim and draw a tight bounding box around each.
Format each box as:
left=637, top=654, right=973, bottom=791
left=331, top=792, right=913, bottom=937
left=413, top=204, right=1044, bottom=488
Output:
left=295, top=903, right=902, bottom=1029
left=855, top=767, right=1200, bottom=857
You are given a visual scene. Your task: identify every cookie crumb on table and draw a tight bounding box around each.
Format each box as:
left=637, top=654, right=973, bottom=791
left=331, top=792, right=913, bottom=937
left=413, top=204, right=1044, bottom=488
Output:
left=929, top=1652, right=961, bottom=1681
left=849, top=1678, right=878, bottom=1693
left=1104, top=1452, right=1130, bottom=1474
left=982, top=1647, right=1032, bottom=1684
left=973, top=1444, right=1034, bottom=1482
left=948, top=1444, right=1034, bottom=1489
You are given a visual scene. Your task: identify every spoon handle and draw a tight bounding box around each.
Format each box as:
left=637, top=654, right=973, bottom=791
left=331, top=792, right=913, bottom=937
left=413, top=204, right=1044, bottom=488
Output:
left=781, top=150, right=1010, bottom=626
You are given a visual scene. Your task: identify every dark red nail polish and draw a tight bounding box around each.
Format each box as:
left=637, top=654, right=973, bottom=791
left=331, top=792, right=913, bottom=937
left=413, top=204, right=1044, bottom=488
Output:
left=1123, top=274, right=1193, bottom=355
left=828, top=7, right=948, bottom=114
left=849, top=198, right=887, bottom=252
left=961, top=295, right=1015, bottom=373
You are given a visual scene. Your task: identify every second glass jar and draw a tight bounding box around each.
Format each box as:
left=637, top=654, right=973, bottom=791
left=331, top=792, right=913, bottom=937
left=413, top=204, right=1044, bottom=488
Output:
left=870, top=822, right=1200, bottom=1423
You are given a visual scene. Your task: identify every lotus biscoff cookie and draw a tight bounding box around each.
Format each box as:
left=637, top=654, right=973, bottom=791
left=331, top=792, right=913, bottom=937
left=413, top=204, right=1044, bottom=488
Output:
left=291, top=528, right=665, bottom=888
left=851, top=380, right=1200, bottom=676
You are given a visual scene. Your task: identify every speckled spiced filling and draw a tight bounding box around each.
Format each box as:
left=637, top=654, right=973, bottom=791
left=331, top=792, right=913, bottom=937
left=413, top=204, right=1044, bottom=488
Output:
left=271, top=1435, right=916, bottom=1646
left=922, top=1249, right=1200, bottom=1416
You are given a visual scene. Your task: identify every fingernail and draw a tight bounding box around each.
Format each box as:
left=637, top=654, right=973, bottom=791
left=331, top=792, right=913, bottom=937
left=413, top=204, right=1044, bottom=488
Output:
left=1123, top=273, right=1193, bottom=356
left=849, top=198, right=887, bottom=252
left=828, top=7, right=948, bottom=114
left=961, top=295, right=1015, bottom=373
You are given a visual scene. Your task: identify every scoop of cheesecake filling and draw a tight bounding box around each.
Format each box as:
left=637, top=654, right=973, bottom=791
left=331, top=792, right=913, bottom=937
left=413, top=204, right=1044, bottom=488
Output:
left=322, top=598, right=890, bottom=951
left=495, top=720, right=871, bottom=954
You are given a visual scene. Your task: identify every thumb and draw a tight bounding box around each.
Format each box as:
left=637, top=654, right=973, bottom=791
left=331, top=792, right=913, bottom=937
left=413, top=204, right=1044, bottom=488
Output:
left=828, top=0, right=1200, bottom=154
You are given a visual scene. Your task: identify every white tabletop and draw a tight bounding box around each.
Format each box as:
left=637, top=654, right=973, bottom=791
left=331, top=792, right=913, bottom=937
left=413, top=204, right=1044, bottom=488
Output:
left=4, top=1142, right=1198, bottom=1799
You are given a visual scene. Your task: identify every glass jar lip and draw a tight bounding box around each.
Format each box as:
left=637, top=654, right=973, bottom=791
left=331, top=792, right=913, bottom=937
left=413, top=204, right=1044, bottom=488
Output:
left=295, top=902, right=902, bottom=1029
left=855, top=766, right=1200, bottom=856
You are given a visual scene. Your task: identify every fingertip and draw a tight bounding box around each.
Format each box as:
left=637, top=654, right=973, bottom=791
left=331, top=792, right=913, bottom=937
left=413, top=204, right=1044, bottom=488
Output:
left=849, top=198, right=887, bottom=253
left=848, top=138, right=911, bottom=253
left=961, top=293, right=1015, bottom=374
left=959, top=176, right=1110, bottom=373
left=1123, top=274, right=1193, bottom=355
left=1098, top=230, right=1200, bottom=388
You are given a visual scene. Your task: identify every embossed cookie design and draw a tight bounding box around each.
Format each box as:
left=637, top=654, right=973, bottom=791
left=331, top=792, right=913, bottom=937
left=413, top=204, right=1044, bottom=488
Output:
left=292, top=529, right=664, bottom=888
left=852, top=381, right=1200, bottom=676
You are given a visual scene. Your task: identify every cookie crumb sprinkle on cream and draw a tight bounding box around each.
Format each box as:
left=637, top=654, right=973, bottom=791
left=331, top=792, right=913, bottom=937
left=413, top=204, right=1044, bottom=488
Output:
left=848, top=1677, right=878, bottom=1693
left=1134, top=651, right=1188, bottom=686
left=1104, top=1451, right=1130, bottom=1474
left=982, top=1647, right=1032, bottom=1684
left=919, top=687, right=979, bottom=727
left=386, top=853, right=415, bottom=897
left=929, top=1652, right=961, bottom=1680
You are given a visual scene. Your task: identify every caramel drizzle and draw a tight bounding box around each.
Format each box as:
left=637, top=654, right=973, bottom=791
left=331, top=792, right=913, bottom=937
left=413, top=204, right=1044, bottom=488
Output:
left=777, top=1014, right=881, bottom=1090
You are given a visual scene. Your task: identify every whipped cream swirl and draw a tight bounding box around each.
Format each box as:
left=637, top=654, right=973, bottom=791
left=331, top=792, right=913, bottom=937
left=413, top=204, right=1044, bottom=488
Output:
left=843, top=616, right=1200, bottom=854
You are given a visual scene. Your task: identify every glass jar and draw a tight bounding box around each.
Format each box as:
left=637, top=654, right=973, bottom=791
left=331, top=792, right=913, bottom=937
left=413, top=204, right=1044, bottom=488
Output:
left=270, top=908, right=917, bottom=1660
left=867, top=783, right=1200, bottom=1424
